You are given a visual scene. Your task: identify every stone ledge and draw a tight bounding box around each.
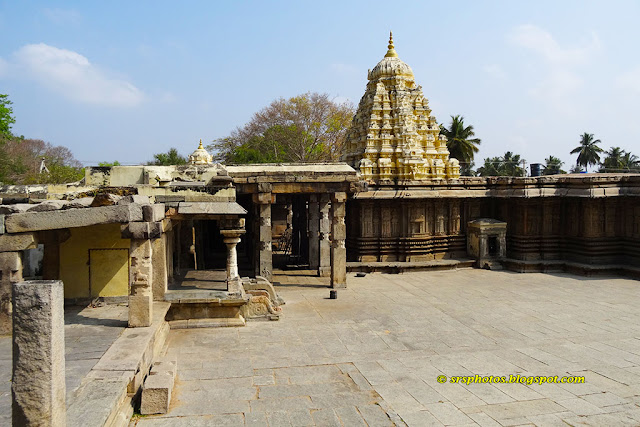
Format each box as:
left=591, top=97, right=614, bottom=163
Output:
left=168, top=317, right=246, bottom=329
left=346, top=258, right=475, bottom=274
left=66, top=301, right=170, bottom=427
left=503, top=258, right=640, bottom=279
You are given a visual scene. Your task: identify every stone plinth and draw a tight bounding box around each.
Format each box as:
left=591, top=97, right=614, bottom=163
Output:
left=12, top=280, right=66, bottom=426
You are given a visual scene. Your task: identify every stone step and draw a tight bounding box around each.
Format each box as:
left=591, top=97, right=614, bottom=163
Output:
left=140, top=358, right=177, bottom=415
left=168, top=316, right=245, bottom=329
left=347, top=258, right=475, bottom=274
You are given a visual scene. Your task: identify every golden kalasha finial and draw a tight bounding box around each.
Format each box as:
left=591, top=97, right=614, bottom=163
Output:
left=385, top=31, right=398, bottom=58
left=198, top=139, right=204, bottom=149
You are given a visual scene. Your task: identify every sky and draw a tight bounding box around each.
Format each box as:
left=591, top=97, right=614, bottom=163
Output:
left=1, top=0, right=639, bottom=169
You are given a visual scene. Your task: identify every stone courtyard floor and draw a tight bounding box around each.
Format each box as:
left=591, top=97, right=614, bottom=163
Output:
left=132, top=269, right=640, bottom=426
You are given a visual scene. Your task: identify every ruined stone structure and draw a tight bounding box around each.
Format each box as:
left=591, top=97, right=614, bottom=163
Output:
left=342, top=33, right=460, bottom=183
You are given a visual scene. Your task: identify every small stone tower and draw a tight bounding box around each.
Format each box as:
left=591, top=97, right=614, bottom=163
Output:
left=342, top=33, right=460, bottom=183
left=189, top=140, right=213, bottom=165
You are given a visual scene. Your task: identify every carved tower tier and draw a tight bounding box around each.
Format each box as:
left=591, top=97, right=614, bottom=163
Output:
left=342, top=33, right=460, bottom=183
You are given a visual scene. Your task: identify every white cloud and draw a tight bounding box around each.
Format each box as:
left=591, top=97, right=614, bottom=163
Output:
left=11, top=43, right=143, bottom=107
left=617, top=66, right=640, bottom=95
left=508, top=25, right=601, bottom=114
left=42, top=8, right=81, bottom=25
left=509, top=24, right=600, bottom=66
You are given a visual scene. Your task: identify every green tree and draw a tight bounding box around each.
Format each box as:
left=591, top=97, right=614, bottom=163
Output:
left=211, top=92, right=354, bottom=163
left=0, top=138, right=83, bottom=184
left=571, top=132, right=603, bottom=172
left=570, top=164, right=584, bottom=173
left=0, top=94, right=16, bottom=140
left=147, top=148, right=187, bottom=166
left=600, top=146, right=624, bottom=172
left=439, top=115, right=481, bottom=176
left=620, top=151, right=640, bottom=172
left=502, top=151, right=525, bottom=176
left=98, top=161, right=121, bottom=167
left=477, top=152, right=526, bottom=176
left=542, top=156, right=566, bottom=175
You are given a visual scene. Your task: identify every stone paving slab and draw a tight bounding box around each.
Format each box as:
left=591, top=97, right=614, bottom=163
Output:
left=131, top=270, right=640, bottom=426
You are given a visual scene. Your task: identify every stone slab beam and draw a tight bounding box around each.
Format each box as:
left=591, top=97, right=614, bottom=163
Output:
left=5, top=204, right=143, bottom=233
left=12, top=280, right=66, bottom=426
left=0, top=233, right=37, bottom=252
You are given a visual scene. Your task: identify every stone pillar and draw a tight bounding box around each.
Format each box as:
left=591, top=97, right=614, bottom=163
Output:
left=220, top=219, right=246, bottom=294
left=12, top=280, right=65, bottom=426
left=129, top=239, right=153, bottom=327
left=0, top=252, right=23, bottom=334
left=152, top=236, right=168, bottom=301
left=253, top=192, right=273, bottom=281
left=318, top=194, right=331, bottom=277
left=222, top=234, right=241, bottom=279
left=330, top=192, right=347, bottom=289
left=308, top=195, right=320, bottom=271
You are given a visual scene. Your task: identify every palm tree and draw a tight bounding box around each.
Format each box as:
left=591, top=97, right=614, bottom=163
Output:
left=503, top=151, right=525, bottom=176
left=543, top=156, right=565, bottom=175
left=440, top=115, right=481, bottom=176
left=621, top=151, right=640, bottom=172
left=571, top=133, right=603, bottom=172
left=601, top=146, right=624, bottom=172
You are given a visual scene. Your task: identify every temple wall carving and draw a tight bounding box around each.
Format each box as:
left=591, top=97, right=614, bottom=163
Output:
left=347, top=195, right=640, bottom=268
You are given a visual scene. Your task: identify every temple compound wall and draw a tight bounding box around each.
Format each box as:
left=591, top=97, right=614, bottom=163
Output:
left=346, top=175, right=640, bottom=275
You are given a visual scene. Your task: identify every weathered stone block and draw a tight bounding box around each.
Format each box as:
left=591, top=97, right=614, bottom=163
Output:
left=0, top=214, right=4, bottom=234
left=143, top=204, right=165, bottom=222
left=119, top=194, right=150, bottom=205
left=0, top=252, right=23, bottom=334
left=0, top=204, right=31, bottom=215
left=0, top=233, right=37, bottom=252
left=90, top=193, right=122, bottom=207
left=64, top=197, right=94, bottom=209
left=150, top=359, right=177, bottom=377
left=129, top=294, right=153, bottom=327
left=122, top=222, right=162, bottom=239
left=140, top=373, right=174, bottom=415
left=27, top=200, right=68, bottom=212
left=5, top=204, right=144, bottom=233
left=12, top=280, right=66, bottom=426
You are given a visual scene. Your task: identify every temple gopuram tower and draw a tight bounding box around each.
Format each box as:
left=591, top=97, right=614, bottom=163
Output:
left=342, top=33, right=460, bottom=183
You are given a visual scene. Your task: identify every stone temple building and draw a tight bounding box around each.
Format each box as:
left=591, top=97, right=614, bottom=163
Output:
left=1, top=33, right=640, bottom=425
left=343, top=33, right=460, bottom=183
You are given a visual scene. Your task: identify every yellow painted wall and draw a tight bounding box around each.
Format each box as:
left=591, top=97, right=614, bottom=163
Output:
left=60, top=224, right=130, bottom=299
